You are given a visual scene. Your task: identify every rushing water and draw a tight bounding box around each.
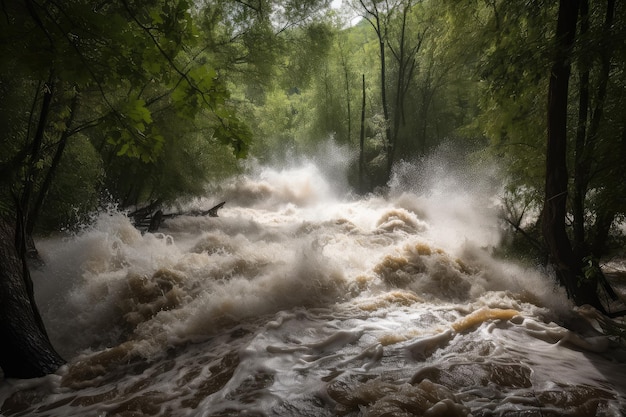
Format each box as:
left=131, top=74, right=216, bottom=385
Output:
left=2, top=158, right=626, bottom=417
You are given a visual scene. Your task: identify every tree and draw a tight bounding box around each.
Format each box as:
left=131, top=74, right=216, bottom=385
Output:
left=571, top=0, right=620, bottom=261
left=0, top=0, right=338, bottom=377
left=195, top=0, right=336, bottom=161
left=0, top=219, right=66, bottom=378
left=350, top=0, right=463, bottom=182
left=540, top=0, right=596, bottom=307
left=385, top=0, right=423, bottom=166
left=0, top=0, right=250, bottom=378
left=437, top=0, right=626, bottom=310
left=352, top=0, right=394, bottom=181
left=541, top=0, right=623, bottom=311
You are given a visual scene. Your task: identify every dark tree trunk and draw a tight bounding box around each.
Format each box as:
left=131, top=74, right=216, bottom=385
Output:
left=339, top=47, right=352, bottom=146
left=572, top=0, right=615, bottom=261
left=21, top=77, right=54, bottom=225
left=541, top=0, right=604, bottom=310
left=388, top=2, right=420, bottom=165
left=572, top=0, right=590, bottom=258
left=360, top=74, right=367, bottom=194
left=380, top=39, right=392, bottom=181
left=358, top=0, right=392, bottom=182
left=0, top=217, right=65, bottom=378
left=592, top=117, right=626, bottom=258
left=27, top=92, right=79, bottom=237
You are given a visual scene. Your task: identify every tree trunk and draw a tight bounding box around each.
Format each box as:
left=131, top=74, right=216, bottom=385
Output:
left=572, top=0, right=616, bottom=262
left=572, top=0, right=590, bottom=258
left=388, top=2, right=419, bottom=165
left=360, top=74, right=367, bottom=194
left=339, top=44, right=352, bottom=146
left=27, top=92, right=79, bottom=237
left=541, top=0, right=604, bottom=310
left=0, top=217, right=65, bottom=378
left=380, top=40, right=393, bottom=181
left=358, top=0, right=392, bottom=182
left=21, top=77, right=54, bottom=224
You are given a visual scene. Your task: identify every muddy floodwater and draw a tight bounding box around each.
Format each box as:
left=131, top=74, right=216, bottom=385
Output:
left=2, top=160, right=625, bottom=416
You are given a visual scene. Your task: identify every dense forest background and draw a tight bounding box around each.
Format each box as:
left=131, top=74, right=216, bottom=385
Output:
left=1, top=0, right=626, bottom=377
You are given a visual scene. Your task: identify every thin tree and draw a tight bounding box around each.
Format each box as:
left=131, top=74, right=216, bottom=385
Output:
left=356, top=0, right=393, bottom=181
left=360, top=74, right=367, bottom=193
left=387, top=0, right=423, bottom=164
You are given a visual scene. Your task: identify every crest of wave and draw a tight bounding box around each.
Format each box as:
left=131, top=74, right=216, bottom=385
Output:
left=208, top=140, right=354, bottom=210
left=387, top=143, right=503, bottom=253
left=35, top=209, right=351, bottom=360
left=386, top=144, right=571, bottom=316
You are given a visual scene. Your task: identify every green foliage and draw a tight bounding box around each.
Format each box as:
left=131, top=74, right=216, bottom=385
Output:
left=245, top=0, right=482, bottom=183
left=102, top=107, right=241, bottom=207
left=105, top=98, right=165, bottom=162
left=443, top=1, right=553, bottom=190
left=1, top=0, right=623, bottom=258
left=0, top=0, right=261, bottom=230
left=581, top=256, right=603, bottom=285
left=442, top=0, right=626, bottom=267
left=37, top=137, right=103, bottom=233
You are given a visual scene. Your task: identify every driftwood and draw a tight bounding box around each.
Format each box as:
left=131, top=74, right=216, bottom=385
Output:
left=130, top=201, right=226, bottom=233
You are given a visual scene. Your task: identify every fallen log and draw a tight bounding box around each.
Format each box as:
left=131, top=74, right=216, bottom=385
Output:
left=134, top=201, right=226, bottom=233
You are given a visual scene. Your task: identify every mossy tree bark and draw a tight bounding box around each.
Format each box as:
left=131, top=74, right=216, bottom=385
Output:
left=0, top=218, right=65, bottom=378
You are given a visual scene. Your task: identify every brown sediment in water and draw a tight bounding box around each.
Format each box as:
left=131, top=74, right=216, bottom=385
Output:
left=180, top=351, right=240, bottom=409
left=378, top=332, right=411, bottom=346
left=328, top=376, right=469, bottom=416
left=373, top=243, right=473, bottom=300
left=374, top=254, right=427, bottom=287
left=121, top=269, right=186, bottom=327
left=358, top=290, right=423, bottom=311
left=1, top=388, right=73, bottom=416
left=413, top=362, right=533, bottom=388
left=451, top=308, right=520, bottom=332
left=6, top=349, right=243, bottom=417
left=409, top=363, right=618, bottom=417
left=61, top=341, right=150, bottom=389
left=375, top=209, right=426, bottom=233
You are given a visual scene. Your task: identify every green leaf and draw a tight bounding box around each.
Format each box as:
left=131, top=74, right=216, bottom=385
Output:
left=117, top=143, right=130, bottom=156
left=123, top=98, right=152, bottom=126
left=150, top=10, right=164, bottom=25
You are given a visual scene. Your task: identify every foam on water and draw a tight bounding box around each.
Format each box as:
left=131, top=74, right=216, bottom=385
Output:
left=2, top=155, right=626, bottom=416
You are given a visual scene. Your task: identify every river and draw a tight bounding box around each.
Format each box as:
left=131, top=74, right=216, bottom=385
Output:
left=1, top=157, right=625, bottom=416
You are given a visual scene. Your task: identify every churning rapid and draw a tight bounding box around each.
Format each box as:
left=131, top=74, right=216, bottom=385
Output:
left=1, top=154, right=626, bottom=417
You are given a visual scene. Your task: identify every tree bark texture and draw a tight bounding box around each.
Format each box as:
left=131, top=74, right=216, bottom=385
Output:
left=0, top=218, right=65, bottom=378
left=542, top=0, right=604, bottom=310
left=360, top=74, right=367, bottom=194
left=572, top=0, right=616, bottom=260
left=28, top=92, right=80, bottom=237
left=572, top=0, right=590, bottom=257
left=379, top=40, right=392, bottom=180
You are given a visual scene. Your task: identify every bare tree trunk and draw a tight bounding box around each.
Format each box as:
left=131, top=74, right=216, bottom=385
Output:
left=28, top=92, right=79, bottom=237
left=572, top=0, right=615, bottom=261
left=358, top=0, right=394, bottom=182
left=359, top=74, right=367, bottom=194
left=542, top=0, right=604, bottom=310
left=21, top=77, right=54, bottom=228
left=380, top=39, right=392, bottom=181
left=0, top=217, right=65, bottom=378
left=572, top=0, right=590, bottom=257
left=388, top=1, right=420, bottom=164
left=338, top=41, right=352, bottom=145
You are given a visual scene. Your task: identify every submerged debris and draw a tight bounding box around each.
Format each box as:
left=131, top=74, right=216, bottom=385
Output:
left=130, top=201, right=226, bottom=232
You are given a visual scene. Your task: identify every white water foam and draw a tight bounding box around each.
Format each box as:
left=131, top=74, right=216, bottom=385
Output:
left=2, top=154, right=624, bottom=416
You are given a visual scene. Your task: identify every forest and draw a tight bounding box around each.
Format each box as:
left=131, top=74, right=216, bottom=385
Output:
left=1, top=0, right=626, bottom=379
